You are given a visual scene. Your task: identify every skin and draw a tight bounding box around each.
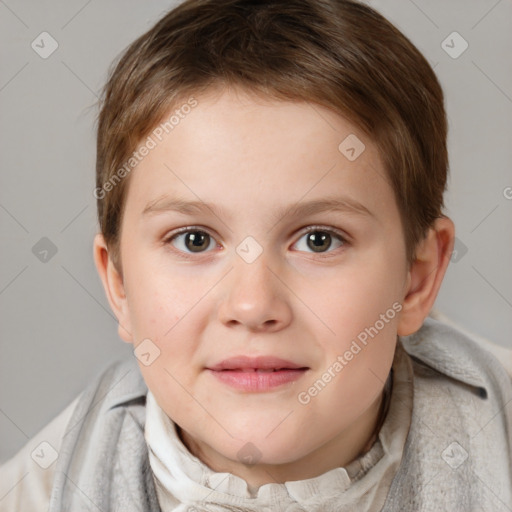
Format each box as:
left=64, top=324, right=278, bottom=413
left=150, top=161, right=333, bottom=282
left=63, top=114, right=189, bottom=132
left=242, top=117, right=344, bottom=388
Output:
left=94, top=86, right=454, bottom=487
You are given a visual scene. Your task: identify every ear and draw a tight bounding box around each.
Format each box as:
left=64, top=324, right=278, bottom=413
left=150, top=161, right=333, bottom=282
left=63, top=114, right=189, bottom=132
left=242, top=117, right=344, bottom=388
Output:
left=93, top=233, right=133, bottom=343
left=397, top=216, right=455, bottom=336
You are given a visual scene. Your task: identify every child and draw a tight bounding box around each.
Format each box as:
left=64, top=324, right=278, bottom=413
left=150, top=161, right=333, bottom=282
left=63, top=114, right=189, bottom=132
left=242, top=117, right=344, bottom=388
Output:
left=1, top=0, right=511, bottom=510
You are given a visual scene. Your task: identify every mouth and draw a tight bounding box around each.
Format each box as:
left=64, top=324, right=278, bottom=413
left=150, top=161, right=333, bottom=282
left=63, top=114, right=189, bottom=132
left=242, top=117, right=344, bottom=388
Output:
left=206, top=356, right=309, bottom=392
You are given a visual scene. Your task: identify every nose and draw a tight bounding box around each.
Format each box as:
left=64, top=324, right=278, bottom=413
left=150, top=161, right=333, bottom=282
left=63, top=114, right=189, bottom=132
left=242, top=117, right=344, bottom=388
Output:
left=217, top=253, right=293, bottom=333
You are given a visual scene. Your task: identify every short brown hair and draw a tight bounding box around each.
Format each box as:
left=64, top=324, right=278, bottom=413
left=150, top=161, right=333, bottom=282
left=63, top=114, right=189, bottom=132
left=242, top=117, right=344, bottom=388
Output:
left=96, top=0, right=448, bottom=270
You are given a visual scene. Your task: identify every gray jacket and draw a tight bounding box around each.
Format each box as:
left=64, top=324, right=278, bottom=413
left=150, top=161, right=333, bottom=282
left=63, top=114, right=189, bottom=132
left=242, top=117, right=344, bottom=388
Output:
left=48, top=318, right=512, bottom=511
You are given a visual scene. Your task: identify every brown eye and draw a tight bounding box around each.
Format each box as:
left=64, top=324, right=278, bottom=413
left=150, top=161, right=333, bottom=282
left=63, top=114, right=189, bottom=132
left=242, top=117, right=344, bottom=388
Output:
left=167, top=229, right=216, bottom=254
left=293, top=228, right=346, bottom=254
left=184, top=231, right=211, bottom=252
left=306, top=231, right=332, bottom=252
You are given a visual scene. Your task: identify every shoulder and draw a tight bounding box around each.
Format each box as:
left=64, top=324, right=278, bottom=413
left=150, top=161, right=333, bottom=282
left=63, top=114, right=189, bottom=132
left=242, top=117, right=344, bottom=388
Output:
left=400, top=314, right=512, bottom=452
left=401, top=313, right=512, bottom=394
left=0, top=395, right=79, bottom=512
left=0, top=357, right=143, bottom=512
left=428, top=309, right=512, bottom=378
left=386, top=315, right=512, bottom=509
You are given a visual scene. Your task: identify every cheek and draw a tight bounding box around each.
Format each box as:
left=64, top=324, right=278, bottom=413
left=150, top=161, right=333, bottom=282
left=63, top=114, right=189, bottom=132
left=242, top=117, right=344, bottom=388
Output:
left=313, top=261, right=403, bottom=342
left=295, top=333, right=395, bottom=446
left=307, top=252, right=401, bottom=400
left=140, top=364, right=199, bottom=427
left=123, top=260, right=193, bottom=339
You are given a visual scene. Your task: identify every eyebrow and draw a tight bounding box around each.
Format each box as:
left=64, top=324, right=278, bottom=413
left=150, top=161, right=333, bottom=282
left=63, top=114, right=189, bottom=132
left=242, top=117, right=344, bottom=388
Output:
left=142, top=195, right=374, bottom=222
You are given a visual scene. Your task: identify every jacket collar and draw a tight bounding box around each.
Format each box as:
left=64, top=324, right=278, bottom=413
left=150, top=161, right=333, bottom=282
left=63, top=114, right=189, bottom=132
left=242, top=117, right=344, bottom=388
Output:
left=103, top=356, right=149, bottom=411
left=400, top=316, right=489, bottom=397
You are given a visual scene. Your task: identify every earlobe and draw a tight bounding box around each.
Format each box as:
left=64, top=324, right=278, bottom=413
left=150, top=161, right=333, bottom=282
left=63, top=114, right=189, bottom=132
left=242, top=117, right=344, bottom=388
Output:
left=93, top=233, right=133, bottom=343
left=397, top=217, right=455, bottom=337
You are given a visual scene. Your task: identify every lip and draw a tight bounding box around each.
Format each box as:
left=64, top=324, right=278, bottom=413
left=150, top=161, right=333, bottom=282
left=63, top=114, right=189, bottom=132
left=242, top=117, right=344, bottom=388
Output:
left=208, top=355, right=306, bottom=371
left=206, top=356, right=309, bottom=392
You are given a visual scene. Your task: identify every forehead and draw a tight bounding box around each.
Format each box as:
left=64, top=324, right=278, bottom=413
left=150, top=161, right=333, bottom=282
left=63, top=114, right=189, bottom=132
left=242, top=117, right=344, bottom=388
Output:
left=123, top=87, right=397, bottom=226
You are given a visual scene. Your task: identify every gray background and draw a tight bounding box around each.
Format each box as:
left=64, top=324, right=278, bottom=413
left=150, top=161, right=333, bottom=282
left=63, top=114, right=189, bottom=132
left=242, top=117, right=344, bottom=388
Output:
left=1, top=0, right=511, bottom=463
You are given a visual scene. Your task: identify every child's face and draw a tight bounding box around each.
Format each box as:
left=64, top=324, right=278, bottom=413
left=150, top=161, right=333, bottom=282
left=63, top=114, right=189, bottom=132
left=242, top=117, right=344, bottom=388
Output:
left=109, top=87, right=411, bottom=481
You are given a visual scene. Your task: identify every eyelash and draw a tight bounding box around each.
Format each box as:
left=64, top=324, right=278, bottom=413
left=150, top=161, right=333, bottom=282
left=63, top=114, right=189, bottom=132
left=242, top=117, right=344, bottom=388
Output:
left=162, top=225, right=349, bottom=260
